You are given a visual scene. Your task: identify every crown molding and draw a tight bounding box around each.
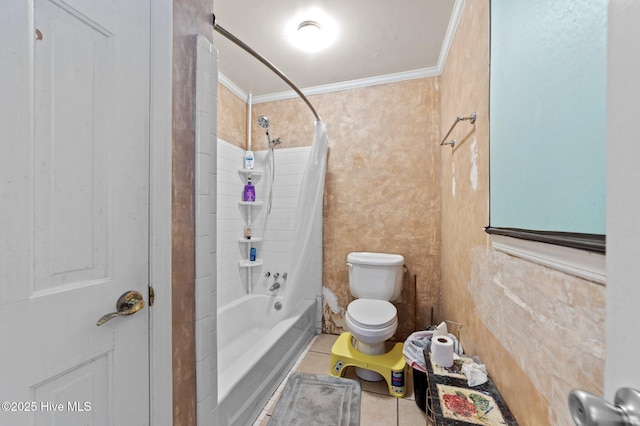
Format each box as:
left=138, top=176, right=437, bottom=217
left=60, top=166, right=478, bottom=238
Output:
left=251, top=67, right=440, bottom=104
left=437, top=0, right=466, bottom=72
left=218, top=72, right=248, bottom=101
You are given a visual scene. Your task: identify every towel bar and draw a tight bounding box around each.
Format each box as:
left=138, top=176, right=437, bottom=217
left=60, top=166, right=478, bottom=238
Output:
left=440, top=112, right=477, bottom=148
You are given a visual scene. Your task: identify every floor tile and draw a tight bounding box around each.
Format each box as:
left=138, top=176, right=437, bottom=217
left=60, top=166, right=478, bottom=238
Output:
left=309, top=333, right=339, bottom=354
left=360, top=391, right=398, bottom=426
left=293, top=351, right=332, bottom=375
left=399, top=397, right=427, bottom=425
left=343, top=366, right=392, bottom=396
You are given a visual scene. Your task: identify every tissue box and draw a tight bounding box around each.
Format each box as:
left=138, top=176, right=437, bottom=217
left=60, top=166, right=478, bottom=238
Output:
left=423, top=350, right=518, bottom=425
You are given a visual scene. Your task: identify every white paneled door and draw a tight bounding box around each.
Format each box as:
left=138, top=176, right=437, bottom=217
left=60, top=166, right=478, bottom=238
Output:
left=0, top=0, right=151, bottom=425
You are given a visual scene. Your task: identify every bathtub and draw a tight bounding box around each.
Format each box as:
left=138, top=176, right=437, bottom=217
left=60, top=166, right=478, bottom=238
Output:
left=217, top=294, right=316, bottom=426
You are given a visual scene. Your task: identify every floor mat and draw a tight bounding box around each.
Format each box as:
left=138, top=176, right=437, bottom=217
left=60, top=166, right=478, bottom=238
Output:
left=268, top=373, right=361, bottom=426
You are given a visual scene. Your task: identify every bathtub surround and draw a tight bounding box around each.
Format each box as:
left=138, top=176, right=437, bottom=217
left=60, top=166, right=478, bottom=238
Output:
left=216, top=140, right=318, bottom=308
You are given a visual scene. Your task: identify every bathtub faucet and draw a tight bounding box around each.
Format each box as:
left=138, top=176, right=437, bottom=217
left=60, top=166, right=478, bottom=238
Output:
left=269, top=282, right=281, bottom=291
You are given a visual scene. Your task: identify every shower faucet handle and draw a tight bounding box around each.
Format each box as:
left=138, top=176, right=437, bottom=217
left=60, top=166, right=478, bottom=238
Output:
left=282, top=272, right=288, bottom=279
left=273, top=273, right=280, bottom=279
left=264, top=272, right=271, bottom=278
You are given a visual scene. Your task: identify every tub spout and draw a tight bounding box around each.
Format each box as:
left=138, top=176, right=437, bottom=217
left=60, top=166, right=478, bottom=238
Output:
left=269, top=282, right=281, bottom=291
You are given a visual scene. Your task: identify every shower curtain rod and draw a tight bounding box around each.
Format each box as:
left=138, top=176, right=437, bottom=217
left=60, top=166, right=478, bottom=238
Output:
left=212, top=15, right=321, bottom=121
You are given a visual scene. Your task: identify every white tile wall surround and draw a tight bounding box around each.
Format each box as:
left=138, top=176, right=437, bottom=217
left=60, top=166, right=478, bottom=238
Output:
left=216, top=143, right=315, bottom=307
left=194, top=35, right=218, bottom=426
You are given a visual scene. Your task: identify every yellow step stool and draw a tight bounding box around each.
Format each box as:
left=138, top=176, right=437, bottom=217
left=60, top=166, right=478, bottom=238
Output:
left=329, top=332, right=407, bottom=398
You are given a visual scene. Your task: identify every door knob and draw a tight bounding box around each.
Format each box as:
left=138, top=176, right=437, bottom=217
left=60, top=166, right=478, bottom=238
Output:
left=569, top=387, right=640, bottom=425
left=96, top=290, right=145, bottom=326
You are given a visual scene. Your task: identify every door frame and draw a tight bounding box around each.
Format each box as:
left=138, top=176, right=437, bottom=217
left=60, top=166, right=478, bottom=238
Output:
left=149, top=0, right=173, bottom=424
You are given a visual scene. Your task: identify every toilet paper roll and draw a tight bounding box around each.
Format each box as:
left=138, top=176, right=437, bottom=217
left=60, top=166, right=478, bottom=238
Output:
left=431, top=335, right=454, bottom=368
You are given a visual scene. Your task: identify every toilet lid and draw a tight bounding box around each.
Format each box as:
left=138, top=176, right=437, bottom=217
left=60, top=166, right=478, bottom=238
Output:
left=347, top=299, right=397, bottom=329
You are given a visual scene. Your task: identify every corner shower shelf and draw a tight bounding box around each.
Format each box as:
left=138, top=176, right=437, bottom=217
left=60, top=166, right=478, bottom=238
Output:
left=238, top=169, right=263, bottom=184
left=237, top=169, right=263, bottom=292
left=238, top=259, right=263, bottom=290
left=237, top=237, right=263, bottom=259
left=238, top=259, right=264, bottom=268
left=238, top=201, right=263, bottom=223
left=238, top=237, right=264, bottom=244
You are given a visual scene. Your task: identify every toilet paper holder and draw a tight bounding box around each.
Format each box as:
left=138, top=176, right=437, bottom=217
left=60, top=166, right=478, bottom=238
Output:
left=569, top=387, right=640, bottom=425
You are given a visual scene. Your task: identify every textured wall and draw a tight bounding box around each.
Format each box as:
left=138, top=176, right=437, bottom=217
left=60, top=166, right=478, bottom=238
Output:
left=251, top=97, right=315, bottom=150
left=251, top=79, right=442, bottom=341
left=439, top=1, right=606, bottom=425
left=217, top=83, right=247, bottom=148
left=172, top=0, right=213, bottom=424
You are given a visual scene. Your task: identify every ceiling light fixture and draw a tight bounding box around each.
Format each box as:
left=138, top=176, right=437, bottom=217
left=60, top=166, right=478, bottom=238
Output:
left=298, top=20, right=321, bottom=33
left=286, top=10, right=338, bottom=53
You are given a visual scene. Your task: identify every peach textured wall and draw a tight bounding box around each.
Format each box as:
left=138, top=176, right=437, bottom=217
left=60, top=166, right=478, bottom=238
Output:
left=217, top=83, right=247, bottom=148
left=250, top=79, right=442, bottom=341
left=439, top=1, right=606, bottom=425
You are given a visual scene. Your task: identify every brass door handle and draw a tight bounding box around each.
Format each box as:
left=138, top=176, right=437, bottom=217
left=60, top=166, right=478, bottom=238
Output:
left=96, top=290, right=145, bottom=326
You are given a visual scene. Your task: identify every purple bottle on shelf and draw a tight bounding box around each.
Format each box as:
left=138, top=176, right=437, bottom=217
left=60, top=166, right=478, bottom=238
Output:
left=243, top=177, right=255, bottom=202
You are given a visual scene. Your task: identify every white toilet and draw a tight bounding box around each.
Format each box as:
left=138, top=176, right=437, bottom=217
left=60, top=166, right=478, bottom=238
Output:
left=345, top=252, right=404, bottom=381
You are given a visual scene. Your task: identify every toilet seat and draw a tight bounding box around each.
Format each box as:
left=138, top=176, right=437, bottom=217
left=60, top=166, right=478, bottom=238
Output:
left=347, top=299, right=397, bottom=328
left=346, top=299, right=398, bottom=344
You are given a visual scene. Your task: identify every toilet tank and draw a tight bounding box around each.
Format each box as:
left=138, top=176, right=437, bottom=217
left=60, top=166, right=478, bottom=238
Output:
left=347, top=252, right=404, bottom=302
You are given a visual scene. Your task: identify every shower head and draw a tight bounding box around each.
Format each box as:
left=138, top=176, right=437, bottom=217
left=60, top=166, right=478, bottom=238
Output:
left=257, top=116, right=269, bottom=129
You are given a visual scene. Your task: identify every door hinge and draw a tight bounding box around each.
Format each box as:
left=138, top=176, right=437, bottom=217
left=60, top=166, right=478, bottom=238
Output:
left=149, top=286, right=155, bottom=306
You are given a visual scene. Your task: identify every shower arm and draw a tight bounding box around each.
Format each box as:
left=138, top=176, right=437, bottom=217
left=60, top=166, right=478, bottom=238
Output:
left=212, top=15, right=321, bottom=122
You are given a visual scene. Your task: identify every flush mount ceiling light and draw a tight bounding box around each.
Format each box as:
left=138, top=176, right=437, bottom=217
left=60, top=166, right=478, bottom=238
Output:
left=285, top=9, right=338, bottom=53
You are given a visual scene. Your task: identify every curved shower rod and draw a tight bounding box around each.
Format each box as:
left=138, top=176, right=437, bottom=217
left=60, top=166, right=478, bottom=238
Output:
left=212, top=14, right=321, bottom=122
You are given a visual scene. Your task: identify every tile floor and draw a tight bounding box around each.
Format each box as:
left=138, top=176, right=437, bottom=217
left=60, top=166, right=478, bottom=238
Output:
left=253, top=334, right=427, bottom=425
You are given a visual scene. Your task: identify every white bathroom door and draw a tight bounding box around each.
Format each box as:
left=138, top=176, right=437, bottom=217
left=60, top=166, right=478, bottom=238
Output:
left=0, top=0, right=151, bottom=425
left=604, top=0, right=640, bottom=400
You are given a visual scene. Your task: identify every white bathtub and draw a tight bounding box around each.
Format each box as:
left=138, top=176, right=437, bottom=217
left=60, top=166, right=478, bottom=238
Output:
left=217, top=294, right=316, bottom=426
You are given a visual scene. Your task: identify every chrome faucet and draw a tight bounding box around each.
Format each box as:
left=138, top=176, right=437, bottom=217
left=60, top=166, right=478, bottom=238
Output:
left=269, top=282, right=281, bottom=291
left=273, top=272, right=280, bottom=280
